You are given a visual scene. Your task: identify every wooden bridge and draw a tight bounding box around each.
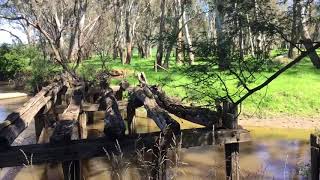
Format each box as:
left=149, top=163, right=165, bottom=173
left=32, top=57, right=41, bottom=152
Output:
left=0, top=73, right=251, bottom=180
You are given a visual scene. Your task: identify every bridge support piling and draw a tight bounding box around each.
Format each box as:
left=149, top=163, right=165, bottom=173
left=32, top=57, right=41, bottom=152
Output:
left=310, top=134, right=320, bottom=180
left=223, top=101, right=240, bottom=180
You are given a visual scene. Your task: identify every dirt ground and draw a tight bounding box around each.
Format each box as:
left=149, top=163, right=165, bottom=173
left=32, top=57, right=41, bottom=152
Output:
left=239, top=115, right=320, bottom=130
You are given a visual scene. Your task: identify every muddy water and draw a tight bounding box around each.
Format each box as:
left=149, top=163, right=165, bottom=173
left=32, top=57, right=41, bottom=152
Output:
left=129, top=113, right=310, bottom=180
left=0, top=83, right=29, bottom=122
left=0, top=83, right=311, bottom=180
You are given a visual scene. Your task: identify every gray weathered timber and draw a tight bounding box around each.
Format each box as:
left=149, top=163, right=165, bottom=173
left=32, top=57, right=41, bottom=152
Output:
left=0, top=83, right=63, bottom=147
left=101, top=91, right=126, bottom=137
left=0, top=128, right=250, bottom=168
left=150, top=86, right=220, bottom=127
left=223, top=101, right=239, bottom=180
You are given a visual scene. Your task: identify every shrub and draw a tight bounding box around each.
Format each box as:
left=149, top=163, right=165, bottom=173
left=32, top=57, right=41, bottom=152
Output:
left=0, top=43, right=27, bottom=80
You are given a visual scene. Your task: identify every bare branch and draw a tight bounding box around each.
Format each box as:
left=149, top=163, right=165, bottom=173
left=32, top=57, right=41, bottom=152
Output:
left=0, top=28, right=23, bottom=44
left=234, top=43, right=320, bottom=107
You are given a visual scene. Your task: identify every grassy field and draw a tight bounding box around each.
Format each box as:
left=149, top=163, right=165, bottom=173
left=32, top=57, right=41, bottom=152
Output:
left=80, top=50, right=320, bottom=118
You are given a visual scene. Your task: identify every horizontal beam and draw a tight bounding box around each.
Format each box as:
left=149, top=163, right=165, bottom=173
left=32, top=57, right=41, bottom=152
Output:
left=0, top=83, right=63, bottom=147
left=0, top=128, right=250, bottom=167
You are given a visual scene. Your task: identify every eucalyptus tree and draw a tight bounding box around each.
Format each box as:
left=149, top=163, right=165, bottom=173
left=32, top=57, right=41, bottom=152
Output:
left=0, top=0, right=103, bottom=77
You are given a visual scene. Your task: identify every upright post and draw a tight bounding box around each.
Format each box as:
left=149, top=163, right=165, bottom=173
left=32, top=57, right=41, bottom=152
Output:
left=34, top=112, right=46, bottom=142
left=310, top=134, right=320, bottom=180
left=222, top=101, right=239, bottom=180
left=86, top=112, right=94, bottom=125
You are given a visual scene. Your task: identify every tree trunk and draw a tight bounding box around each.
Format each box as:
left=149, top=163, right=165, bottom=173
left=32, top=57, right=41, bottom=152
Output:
left=125, top=2, right=132, bottom=64
left=138, top=43, right=145, bottom=58
left=176, top=0, right=183, bottom=65
left=288, top=0, right=298, bottom=59
left=246, top=14, right=255, bottom=57
left=113, top=0, right=122, bottom=60
left=181, top=1, right=194, bottom=65
left=164, top=0, right=182, bottom=68
left=156, top=0, right=166, bottom=67
left=215, top=0, right=229, bottom=69
left=144, top=41, right=151, bottom=58
left=298, top=0, right=320, bottom=68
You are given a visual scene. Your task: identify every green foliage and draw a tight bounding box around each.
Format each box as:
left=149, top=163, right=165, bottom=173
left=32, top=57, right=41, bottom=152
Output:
left=0, top=44, right=28, bottom=80
left=78, top=61, right=99, bottom=81
left=28, top=54, right=58, bottom=91
left=85, top=52, right=320, bottom=117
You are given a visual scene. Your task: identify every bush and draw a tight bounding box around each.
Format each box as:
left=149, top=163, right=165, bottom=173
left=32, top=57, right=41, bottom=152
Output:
left=28, top=54, right=59, bottom=93
left=0, top=44, right=27, bottom=80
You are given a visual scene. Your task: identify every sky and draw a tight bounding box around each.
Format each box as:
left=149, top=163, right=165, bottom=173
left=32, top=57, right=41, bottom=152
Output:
left=0, top=23, right=27, bottom=44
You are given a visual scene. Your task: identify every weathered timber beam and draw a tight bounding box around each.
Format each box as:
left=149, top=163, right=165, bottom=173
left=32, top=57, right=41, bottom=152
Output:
left=0, top=83, right=63, bottom=147
left=50, top=86, right=83, bottom=180
left=50, top=87, right=83, bottom=143
left=115, top=80, right=130, bottom=100
left=0, top=84, right=54, bottom=131
left=99, top=90, right=126, bottom=137
left=0, top=128, right=250, bottom=168
left=55, top=103, right=99, bottom=114
left=150, top=86, right=221, bottom=127
left=131, top=87, right=180, bottom=133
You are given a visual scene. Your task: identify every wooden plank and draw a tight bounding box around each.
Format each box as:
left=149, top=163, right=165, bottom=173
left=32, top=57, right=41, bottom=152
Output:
left=55, top=103, right=99, bottom=114
left=0, top=128, right=250, bottom=168
left=0, top=95, right=52, bottom=147
left=0, top=84, right=54, bottom=131
left=0, top=83, right=62, bottom=147
left=79, top=113, right=87, bottom=139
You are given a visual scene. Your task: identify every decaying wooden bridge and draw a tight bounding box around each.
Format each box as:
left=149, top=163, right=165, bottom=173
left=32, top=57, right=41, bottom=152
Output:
left=0, top=72, right=251, bottom=180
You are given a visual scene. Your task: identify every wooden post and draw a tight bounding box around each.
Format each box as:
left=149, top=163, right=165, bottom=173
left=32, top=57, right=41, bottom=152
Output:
left=34, top=112, right=46, bottom=142
left=223, top=101, right=239, bottom=180
left=50, top=87, right=83, bottom=180
left=310, top=134, right=320, bottom=180
left=86, top=112, right=94, bottom=125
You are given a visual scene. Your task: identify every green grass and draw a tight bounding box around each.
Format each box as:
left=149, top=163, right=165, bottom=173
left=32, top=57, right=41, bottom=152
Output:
left=81, top=51, right=320, bottom=118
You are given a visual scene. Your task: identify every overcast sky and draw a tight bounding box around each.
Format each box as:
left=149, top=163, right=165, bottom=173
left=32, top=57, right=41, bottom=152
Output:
left=0, top=23, right=27, bottom=44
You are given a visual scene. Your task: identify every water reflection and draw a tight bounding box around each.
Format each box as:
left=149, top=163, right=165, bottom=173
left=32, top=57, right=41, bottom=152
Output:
left=0, top=83, right=29, bottom=122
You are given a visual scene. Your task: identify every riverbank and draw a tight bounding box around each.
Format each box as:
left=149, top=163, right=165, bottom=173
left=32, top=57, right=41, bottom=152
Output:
left=0, top=92, right=28, bottom=100
left=240, top=115, right=320, bottom=129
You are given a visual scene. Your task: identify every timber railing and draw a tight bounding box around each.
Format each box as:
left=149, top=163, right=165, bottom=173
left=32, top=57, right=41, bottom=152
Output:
left=0, top=73, right=251, bottom=180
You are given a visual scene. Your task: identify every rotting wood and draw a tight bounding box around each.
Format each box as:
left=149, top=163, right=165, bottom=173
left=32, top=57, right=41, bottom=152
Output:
left=115, top=80, right=130, bottom=100
left=50, top=87, right=83, bottom=180
left=100, top=91, right=126, bottom=137
left=150, top=86, right=221, bottom=127
left=223, top=101, right=240, bottom=180
left=0, top=83, right=63, bottom=147
left=310, top=134, right=320, bottom=180
left=130, top=87, right=180, bottom=133
left=79, top=113, right=88, bottom=139
left=127, top=92, right=143, bottom=134
left=0, top=128, right=250, bottom=167
left=34, top=111, right=46, bottom=142
left=135, top=73, right=220, bottom=128
left=131, top=73, right=180, bottom=179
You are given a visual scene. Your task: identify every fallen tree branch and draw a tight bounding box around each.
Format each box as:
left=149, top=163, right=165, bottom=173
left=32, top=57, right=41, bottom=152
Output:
left=150, top=86, right=221, bottom=127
